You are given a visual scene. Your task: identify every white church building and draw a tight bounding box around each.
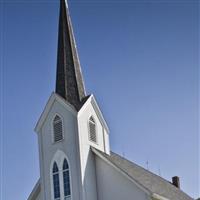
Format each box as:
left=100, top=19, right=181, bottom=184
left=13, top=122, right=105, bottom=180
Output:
left=27, top=1, right=193, bottom=200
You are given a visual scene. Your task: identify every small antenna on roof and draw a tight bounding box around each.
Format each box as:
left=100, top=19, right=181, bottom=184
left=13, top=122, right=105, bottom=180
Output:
left=158, top=166, right=162, bottom=176
left=146, top=160, right=149, bottom=170
left=121, top=145, right=126, bottom=158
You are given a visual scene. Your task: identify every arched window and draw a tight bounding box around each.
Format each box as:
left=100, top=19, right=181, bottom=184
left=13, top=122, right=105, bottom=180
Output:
left=53, top=115, right=63, bottom=142
left=63, top=159, right=71, bottom=200
left=88, top=116, right=97, bottom=143
left=52, top=162, right=60, bottom=200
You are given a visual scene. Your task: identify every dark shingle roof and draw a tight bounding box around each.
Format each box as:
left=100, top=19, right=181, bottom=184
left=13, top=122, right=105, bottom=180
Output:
left=93, top=149, right=193, bottom=200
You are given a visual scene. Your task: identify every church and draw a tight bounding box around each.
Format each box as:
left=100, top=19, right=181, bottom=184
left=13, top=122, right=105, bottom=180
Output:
left=27, top=1, right=193, bottom=200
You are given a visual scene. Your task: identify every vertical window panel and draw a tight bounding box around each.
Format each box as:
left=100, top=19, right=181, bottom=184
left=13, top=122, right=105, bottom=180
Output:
left=52, top=162, right=60, bottom=200
left=63, top=159, right=71, bottom=199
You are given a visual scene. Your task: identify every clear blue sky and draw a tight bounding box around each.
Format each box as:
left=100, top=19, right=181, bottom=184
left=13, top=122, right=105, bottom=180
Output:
left=1, top=0, right=199, bottom=199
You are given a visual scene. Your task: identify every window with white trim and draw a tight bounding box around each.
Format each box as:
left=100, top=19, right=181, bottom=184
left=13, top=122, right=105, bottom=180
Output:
left=63, top=159, right=71, bottom=200
left=88, top=116, right=97, bottom=143
left=53, top=162, right=60, bottom=200
left=53, top=115, right=63, bottom=142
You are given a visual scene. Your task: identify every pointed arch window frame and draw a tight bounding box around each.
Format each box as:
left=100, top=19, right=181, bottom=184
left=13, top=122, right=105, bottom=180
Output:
left=88, top=116, right=98, bottom=144
left=50, top=151, right=73, bottom=200
left=52, top=113, right=64, bottom=143
left=62, top=158, right=71, bottom=200
left=52, top=162, right=61, bottom=200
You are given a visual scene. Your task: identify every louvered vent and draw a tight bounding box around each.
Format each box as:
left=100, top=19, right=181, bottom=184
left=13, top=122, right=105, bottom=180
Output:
left=53, top=115, right=63, bottom=142
left=89, top=116, right=97, bottom=143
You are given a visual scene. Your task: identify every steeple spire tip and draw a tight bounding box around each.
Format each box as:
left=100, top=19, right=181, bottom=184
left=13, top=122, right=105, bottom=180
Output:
left=56, top=0, right=86, bottom=110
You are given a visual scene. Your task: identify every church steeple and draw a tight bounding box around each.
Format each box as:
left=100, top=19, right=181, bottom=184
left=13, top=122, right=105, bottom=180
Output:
left=56, top=0, right=86, bottom=110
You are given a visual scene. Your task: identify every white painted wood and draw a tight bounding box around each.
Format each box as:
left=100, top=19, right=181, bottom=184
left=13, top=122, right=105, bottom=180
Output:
left=36, top=96, right=82, bottom=200
left=95, top=156, right=149, bottom=200
left=30, top=93, right=154, bottom=200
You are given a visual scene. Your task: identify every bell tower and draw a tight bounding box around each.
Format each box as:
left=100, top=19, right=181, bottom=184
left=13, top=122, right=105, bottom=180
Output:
left=34, top=1, right=110, bottom=200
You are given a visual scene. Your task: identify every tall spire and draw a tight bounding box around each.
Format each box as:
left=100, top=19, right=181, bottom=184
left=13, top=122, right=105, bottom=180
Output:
left=56, top=0, right=86, bottom=110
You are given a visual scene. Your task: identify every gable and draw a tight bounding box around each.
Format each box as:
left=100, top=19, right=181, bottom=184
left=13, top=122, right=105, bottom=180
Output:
left=94, top=151, right=149, bottom=200
left=93, top=148, right=193, bottom=200
left=35, top=92, right=77, bottom=133
left=78, top=94, right=110, bottom=154
left=78, top=94, right=109, bottom=133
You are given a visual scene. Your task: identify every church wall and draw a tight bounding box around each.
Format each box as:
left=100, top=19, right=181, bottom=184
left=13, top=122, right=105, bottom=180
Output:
left=95, top=156, right=150, bottom=200
left=77, top=98, right=110, bottom=200
left=37, top=100, right=82, bottom=200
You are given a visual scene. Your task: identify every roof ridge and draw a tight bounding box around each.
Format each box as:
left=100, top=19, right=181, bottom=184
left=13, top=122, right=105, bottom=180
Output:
left=110, top=151, right=193, bottom=199
left=111, top=151, right=173, bottom=185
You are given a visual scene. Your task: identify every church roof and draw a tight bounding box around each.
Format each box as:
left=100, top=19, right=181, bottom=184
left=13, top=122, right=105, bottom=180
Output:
left=27, top=179, right=40, bottom=200
left=28, top=148, right=193, bottom=200
left=93, top=148, right=193, bottom=200
left=56, top=0, right=86, bottom=110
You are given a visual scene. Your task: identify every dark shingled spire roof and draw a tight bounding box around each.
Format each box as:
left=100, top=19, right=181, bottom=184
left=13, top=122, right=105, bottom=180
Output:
left=56, top=0, right=86, bottom=110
